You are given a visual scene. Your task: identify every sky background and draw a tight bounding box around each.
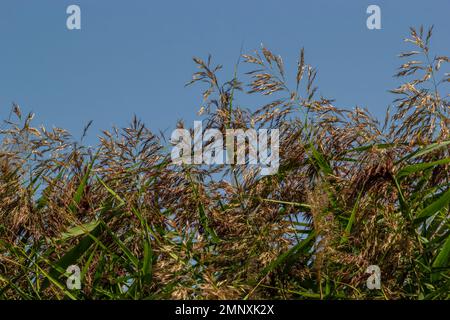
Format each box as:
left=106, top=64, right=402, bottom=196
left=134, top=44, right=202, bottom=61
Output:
left=0, top=0, right=448, bottom=144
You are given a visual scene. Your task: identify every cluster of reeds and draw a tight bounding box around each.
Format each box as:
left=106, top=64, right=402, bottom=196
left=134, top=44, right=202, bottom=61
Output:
left=0, top=26, right=448, bottom=299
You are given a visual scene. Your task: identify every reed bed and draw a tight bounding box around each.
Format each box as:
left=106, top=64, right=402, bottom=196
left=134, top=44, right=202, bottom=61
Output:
left=0, top=26, right=448, bottom=300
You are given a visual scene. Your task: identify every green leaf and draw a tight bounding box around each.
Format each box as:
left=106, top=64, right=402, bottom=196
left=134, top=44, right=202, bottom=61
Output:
left=415, top=187, right=450, bottom=222
left=258, top=197, right=311, bottom=210
left=41, top=221, right=105, bottom=291
left=69, top=154, right=98, bottom=213
left=261, top=231, right=315, bottom=277
left=397, top=140, right=450, bottom=165
left=97, top=176, right=125, bottom=207
left=339, top=143, right=397, bottom=157
left=309, top=143, right=332, bottom=176
left=102, top=222, right=139, bottom=269
left=397, top=158, right=450, bottom=178
left=186, top=170, right=220, bottom=244
left=340, top=189, right=363, bottom=244
left=142, top=240, right=153, bottom=284
left=431, top=233, right=450, bottom=281
left=59, top=220, right=100, bottom=241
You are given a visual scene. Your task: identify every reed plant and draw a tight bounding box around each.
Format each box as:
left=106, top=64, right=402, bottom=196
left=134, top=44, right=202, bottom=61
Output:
left=0, top=26, right=448, bottom=300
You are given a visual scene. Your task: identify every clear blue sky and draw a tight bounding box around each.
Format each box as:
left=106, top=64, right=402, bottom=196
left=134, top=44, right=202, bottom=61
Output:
left=0, top=0, right=448, bottom=143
